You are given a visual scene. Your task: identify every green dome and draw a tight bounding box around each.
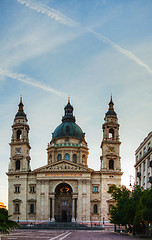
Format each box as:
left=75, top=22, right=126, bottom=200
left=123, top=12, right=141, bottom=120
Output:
left=53, top=121, right=84, bottom=139
left=52, top=99, right=85, bottom=140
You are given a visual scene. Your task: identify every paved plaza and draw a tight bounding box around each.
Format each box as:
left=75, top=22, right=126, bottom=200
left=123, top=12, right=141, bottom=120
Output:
left=0, top=229, right=147, bottom=240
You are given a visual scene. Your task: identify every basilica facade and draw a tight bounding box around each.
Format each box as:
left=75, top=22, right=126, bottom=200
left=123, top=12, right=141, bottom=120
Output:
left=7, top=97, right=122, bottom=224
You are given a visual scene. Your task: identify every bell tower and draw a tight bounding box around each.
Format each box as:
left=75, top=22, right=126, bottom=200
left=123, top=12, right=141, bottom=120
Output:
left=100, top=95, right=122, bottom=220
left=101, top=95, right=121, bottom=171
left=9, top=97, right=31, bottom=172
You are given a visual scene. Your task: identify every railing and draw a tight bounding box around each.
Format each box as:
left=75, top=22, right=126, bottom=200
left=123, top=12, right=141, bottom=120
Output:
left=103, top=137, right=120, bottom=141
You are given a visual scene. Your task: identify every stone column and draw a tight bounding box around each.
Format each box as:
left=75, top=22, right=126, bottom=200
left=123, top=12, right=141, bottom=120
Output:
left=75, top=198, right=77, bottom=221
left=36, top=180, right=41, bottom=221
left=51, top=196, right=55, bottom=222
left=70, top=151, right=73, bottom=162
left=79, top=150, right=82, bottom=164
left=72, top=198, right=75, bottom=222
left=52, top=150, right=55, bottom=163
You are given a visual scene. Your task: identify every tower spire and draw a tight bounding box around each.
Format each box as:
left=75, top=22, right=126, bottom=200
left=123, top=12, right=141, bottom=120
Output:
left=20, top=95, right=22, bottom=103
left=108, top=94, right=114, bottom=111
left=105, top=94, right=117, bottom=117
left=110, top=93, right=112, bottom=102
left=18, top=96, right=24, bottom=113
left=15, top=96, right=26, bottom=118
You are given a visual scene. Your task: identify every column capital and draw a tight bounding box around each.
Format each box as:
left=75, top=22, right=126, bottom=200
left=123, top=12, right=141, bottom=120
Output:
left=72, top=193, right=78, bottom=199
left=49, top=193, right=55, bottom=198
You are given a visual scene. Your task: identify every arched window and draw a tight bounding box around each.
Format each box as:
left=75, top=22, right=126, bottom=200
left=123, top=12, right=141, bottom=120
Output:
left=57, top=154, right=62, bottom=161
left=109, top=128, right=114, bottom=138
left=17, top=129, right=22, bottom=140
left=82, top=155, right=85, bottom=165
left=15, top=160, right=20, bottom=170
left=30, top=204, right=34, bottom=214
left=109, top=159, right=114, bottom=169
left=73, top=154, right=77, bottom=163
left=65, top=153, right=70, bottom=161
left=93, top=204, right=98, bottom=214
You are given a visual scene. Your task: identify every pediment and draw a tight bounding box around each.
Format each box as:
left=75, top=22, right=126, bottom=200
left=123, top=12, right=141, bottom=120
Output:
left=33, top=160, right=93, bottom=173
left=27, top=198, right=36, bottom=202
left=13, top=198, right=22, bottom=202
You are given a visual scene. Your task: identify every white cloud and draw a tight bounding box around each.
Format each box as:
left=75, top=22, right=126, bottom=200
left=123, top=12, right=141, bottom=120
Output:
left=0, top=68, right=67, bottom=97
left=0, top=24, right=78, bottom=70
left=88, top=29, right=152, bottom=76
left=16, top=0, right=152, bottom=76
left=17, top=0, right=79, bottom=27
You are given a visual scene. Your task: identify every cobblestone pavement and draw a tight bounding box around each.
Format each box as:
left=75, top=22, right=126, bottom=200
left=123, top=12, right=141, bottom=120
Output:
left=0, top=229, right=148, bottom=240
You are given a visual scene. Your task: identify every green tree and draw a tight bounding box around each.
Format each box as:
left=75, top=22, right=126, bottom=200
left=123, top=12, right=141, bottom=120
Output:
left=108, top=185, right=133, bottom=230
left=108, top=185, right=144, bottom=234
left=0, top=208, right=19, bottom=234
left=135, top=187, right=152, bottom=234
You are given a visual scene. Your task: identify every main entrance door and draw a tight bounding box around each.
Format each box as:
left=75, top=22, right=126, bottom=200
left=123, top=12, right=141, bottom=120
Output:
left=61, top=210, right=67, bottom=222
left=55, top=183, right=72, bottom=222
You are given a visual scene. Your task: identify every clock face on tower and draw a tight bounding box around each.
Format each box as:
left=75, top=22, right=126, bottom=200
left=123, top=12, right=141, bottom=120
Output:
left=15, top=147, right=21, bottom=154
left=108, top=146, right=114, bottom=153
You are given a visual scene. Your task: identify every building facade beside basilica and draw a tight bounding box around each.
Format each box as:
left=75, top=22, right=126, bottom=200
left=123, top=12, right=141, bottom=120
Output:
left=7, top=97, right=122, bottom=224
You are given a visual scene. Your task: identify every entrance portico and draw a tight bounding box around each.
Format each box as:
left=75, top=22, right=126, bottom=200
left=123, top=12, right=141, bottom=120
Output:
left=50, top=182, right=77, bottom=222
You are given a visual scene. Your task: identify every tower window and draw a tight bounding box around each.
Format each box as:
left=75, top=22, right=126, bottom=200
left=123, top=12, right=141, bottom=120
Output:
left=57, top=154, right=62, bottom=161
left=29, top=185, right=36, bottom=193
left=93, top=204, right=98, bottom=214
left=65, top=153, right=70, bottom=161
left=14, top=185, right=20, bottom=193
left=73, top=154, right=77, bottom=163
left=30, top=204, right=35, bottom=214
left=17, top=129, right=22, bottom=140
left=109, top=159, right=114, bottom=169
left=109, top=128, right=114, bottom=138
left=14, top=204, right=20, bottom=214
left=15, top=160, right=20, bottom=170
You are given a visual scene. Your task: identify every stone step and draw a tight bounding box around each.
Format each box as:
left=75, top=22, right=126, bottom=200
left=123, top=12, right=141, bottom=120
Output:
left=19, top=222, right=104, bottom=230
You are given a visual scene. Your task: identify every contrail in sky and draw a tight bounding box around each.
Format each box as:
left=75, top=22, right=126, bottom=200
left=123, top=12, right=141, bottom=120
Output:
left=17, top=0, right=79, bottom=27
left=88, top=29, right=152, bottom=75
left=17, top=0, right=152, bottom=76
left=0, top=69, right=67, bottom=97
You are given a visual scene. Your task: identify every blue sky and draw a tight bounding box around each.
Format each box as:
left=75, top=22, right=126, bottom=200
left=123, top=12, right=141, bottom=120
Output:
left=0, top=0, right=152, bottom=206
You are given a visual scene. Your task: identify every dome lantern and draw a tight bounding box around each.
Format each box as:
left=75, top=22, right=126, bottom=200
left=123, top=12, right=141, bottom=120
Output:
left=105, top=94, right=117, bottom=117
left=62, top=97, right=75, bottom=123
